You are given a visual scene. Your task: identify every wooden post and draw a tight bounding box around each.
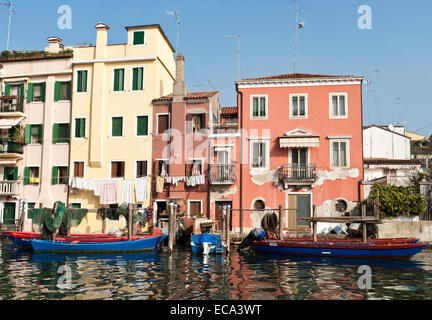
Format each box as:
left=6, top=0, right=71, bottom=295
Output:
left=226, top=206, right=231, bottom=253
left=168, top=202, right=176, bottom=254
left=240, top=210, right=244, bottom=241
left=278, top=205, right=283, bottom=240
left=312, top=205, right=317, bottom=242
left=362, top=203, right=367, bottom=243
left=222, top=205, right=227, bottom=245
left=128, top=203, right=133, bottom=241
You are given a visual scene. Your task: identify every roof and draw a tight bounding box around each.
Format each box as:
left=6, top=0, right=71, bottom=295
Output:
left=363, top=125, right=410, bottom=139
left=124, top=24, right=175, bottom=52
left=152, top=91, right=218, bottom=103
left=363, top=158, right=422, bottom=165
left=221, top=107, right=237, bottom=116
left=240, top=73, right=362, bottom=81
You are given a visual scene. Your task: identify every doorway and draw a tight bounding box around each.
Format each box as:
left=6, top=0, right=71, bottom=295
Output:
left=3, top=202, right=16, bottom=225
left=215, top=201, right=232, bottom=231
left=287, top=194, right=311, bottom=230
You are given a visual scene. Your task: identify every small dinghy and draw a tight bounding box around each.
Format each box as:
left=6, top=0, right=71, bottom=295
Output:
left=191, top=233, right=224, bottom=254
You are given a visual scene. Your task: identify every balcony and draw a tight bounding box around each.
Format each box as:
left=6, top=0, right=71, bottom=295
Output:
left=0, top=96, right=24, bottom=115
left=278, top=163, right=317, bottom=188
left=0, top=180, right=21, bottom=196
left=209, top=164, right=236, bottom=185
left=0, top=140, right=24, bottom=159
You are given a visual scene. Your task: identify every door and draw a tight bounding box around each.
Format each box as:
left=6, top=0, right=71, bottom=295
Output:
left=3, top=202, right=16, bottom=225
left=215, top=201, right=232, bottom=231
left=217, top=150, right=229, bottom=180
left=291, top=148, right=307, bottom=179
left=287, top=194, right=311, bottom=230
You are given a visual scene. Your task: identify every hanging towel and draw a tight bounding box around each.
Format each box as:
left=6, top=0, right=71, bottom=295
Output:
left=134, top=177, right=149, bottom=202
left=156, top=176, right=164, bottom=193
left=119, top=180, right=134, bottom=204
left=100, top=181, right=118, bottom=204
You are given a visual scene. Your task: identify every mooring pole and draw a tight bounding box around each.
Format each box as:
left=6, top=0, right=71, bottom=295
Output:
left=226, top=205, right=231, bottom=253
left=362, top=203, right=367, bottom=243
left=312, top=205, right=317, bottom=242
left=222, top=205, right=227, bottom=245
left=128, top=203, right=133, bottom=241
left=278, top=205, right=283, bottom=240
left=240, top=210, right=244, bottom=240
left=168, top=202, right=176, bottom=254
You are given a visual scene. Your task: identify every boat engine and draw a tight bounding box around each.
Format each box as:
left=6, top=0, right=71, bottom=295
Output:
left=237, top=228, right=266, bottom=252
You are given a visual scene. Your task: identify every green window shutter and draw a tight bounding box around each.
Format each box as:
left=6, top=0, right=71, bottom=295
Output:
left=137, top=116, right=148, bottom=136
left=133, top=31, right=145, bottom=45
left=52, top=123, right=59, bottom=144
left=114, top=69, right=124, bottom=91
left=54, top=81, right=61, bottom=101
left=52, top=166, right=59, bottom=185
left=41, top=82, right=46, bottom=102
left=80, top=119, right=85, bottom=137
left=24, top=167, right=30, bottom=185
left=19, top=83, right=24, bottom=108
left=3, top=167, right=8, bottom=180
left=67, top=123, right=71, bottom=142
left=13, top=167, right=18, bottom=181
left=77, top=71, right=82, bottom=92
left=27, top=83, right=34, bottom=102
left=24, top=125, right=31, bottom=144
left=67, top=81, right=72, bottom=100
left=5, top=83, right=10, bottom=96
left=81, top=71, right=87, bottom=92
left=114, top=70, right=119, bottom=91
left=38, top=124, right=43, bottom=144
left=253, top=98, right=258, bottom=117
left=112, top=117, right=122, bottom=137
left=133, top=68, right=143, bottom=90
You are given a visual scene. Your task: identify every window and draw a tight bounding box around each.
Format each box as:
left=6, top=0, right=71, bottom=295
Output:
left=71, top=203, right=81, bottom=209
left=254, top=200, right=265, bottom=211
left=331, top=140, right=349, bottom=168
left=136, top=160, right=148, bottom=178
left=111, top=117, right=123, bottom=137
left=111, top=161, right=125, bottom=178
left=74, top=118, right=86, bottom=138
left=157, top=114, right=170, bottom=134
left=191, top=114, right=204, bottom=133
left=73, top=162, right=84, bottom=178
left=24, top=167, right=40, bottom=185
left=132, top=67, right=144, bottom=91
left=109, top=204, right=120, bottom=220
left=27, top=83, right=45, bottom=103
left=54, top=81, right=72, bottom=101
left=251, top=141, right=267, bottom=168
left=113, top=69, right=125, bottom=92
left=25, top=124, right=43, bottom=144
left=76, top=70, right=88, bottom=93
left=53, top=123, right=70, bottom=143
left=52, top=166, right=68, bottom=185
left=136, top=115, right=148, bottom=136
left=251, top=96, right=267, bottom=119
left=330, top=93, right=348, bottom=118
left=27, top=203, right=35, bottom=219
left=133, top=31, right=145, bottom=45
left=188, top=200, right=202, bottom=218
left=186, top=159, right=203, bottom=176
left=290, top=94, right=307, bottom=118
left=155, top=159, right=169, bottom=177
left=3, top=167, right=18, bottom=181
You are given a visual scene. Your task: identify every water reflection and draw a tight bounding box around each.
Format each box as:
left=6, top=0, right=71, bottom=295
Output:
left=1, top=237, right=432, bottom=300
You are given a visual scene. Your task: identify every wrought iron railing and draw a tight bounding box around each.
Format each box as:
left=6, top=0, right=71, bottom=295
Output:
left=0, top=141, right=24, bottom=154
left=278, top=163, right=317, bottom=181
left=209, top=164, right=236, bottom=184
left=0, top=96, right=23, bottom=113
left=0, top=181, right=21, bottom=195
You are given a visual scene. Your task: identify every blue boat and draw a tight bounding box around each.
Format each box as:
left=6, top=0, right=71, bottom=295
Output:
left=254, top=240, right=428, bottom=259
left=31, top=235, right=167, bottom=253
left=191, top=233, right=224, bottom=254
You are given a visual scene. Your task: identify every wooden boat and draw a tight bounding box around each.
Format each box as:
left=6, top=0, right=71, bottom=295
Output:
left=31, top=235, right=167, bottom=253
left=275, top=237, right=419, bottom=244
left=253, top=239, right=428, bottom=259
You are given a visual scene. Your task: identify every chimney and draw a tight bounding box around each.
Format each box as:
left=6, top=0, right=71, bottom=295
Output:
left=95, top=22, right=110, bottom=59
left=172, top=54, right=186, bottom=103
left=47, top=36, right=63, bottom=54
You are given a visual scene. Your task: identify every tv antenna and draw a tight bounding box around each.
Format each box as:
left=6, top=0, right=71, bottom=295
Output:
left=166, top=9, right=181, bottom=54
left=1, top=1, right=15, bottom=51
left=292, top=0, right=305, bottom=73
left=225, top=35, right=240, bottom=80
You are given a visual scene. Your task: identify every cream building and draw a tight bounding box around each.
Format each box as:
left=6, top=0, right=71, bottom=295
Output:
left=68, top=23, right=175, bottom=232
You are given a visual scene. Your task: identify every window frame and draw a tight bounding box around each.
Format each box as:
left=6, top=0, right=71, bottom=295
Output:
left=187, top=158, right=204, bottom=176
left=75, top=69, right=89, bottom=94
left=135, top=159, right=149, bottom=178
left=289, top=93, right=308, bottom=119
left=250, top=94, right=268, bottom=120
left=29, top=124, right=43, bottom=145
left=156, top=113, right=170, bottom=135
left=131, top=66, right=145, bottom=91
left=73, top=117, right=87, bottom=139
left=136, top=114, right=149, bottom=137
left=132, top=30, right=146, bottom=46
left=31, top=82, right=44, bottom=103
left=72, top=161, right=85, bottom=178
left=110, top=160, right=125, bottom=178
left=110, top=116, right=124, bottom=138
left=329, top=92, right=348, bottom=119
left=249, top=139, right=270, bottom=170
left=187, top=199, right=203, bottom=218
left=112, top=68, right=125, bottom=92
left=329, top=138, right=350, bottom=169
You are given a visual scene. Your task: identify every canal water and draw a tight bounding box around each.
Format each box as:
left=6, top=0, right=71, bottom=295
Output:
left=1, top=237, right=432, bottom=300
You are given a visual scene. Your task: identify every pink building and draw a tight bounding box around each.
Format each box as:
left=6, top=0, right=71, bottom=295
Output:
left=234, top=73, right=364, bottom=234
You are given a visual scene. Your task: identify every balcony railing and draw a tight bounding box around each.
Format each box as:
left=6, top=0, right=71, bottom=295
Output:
left=0, top=96, right=23, bottom=113
left=0, top=141, right=24, bottom=154
left=278, top=163, right=317, bottom=183
left=209, top=164, right=236, bottom=184
left=0, top=181, right=21, bottom=195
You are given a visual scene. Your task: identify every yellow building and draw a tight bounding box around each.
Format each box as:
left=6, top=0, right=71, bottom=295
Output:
left=68, top=23, right=175, bottom=233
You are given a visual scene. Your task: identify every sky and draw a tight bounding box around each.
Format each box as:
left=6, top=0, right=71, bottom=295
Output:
left=0, top=0, right=431, bottom=136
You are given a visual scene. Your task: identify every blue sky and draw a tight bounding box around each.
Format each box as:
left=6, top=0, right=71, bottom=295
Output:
left=1, top=0, right=431, bottom=135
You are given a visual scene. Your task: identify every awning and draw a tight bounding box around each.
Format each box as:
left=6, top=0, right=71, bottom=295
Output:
left=0, top=118, right=21, bottom=129
left=279, top=136, right=320, bottom=148
left=0, top=160, right=18, bottom=165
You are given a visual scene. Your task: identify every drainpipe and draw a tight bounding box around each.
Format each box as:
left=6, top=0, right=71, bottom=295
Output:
left=235, top=83, right=243, bottom=213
